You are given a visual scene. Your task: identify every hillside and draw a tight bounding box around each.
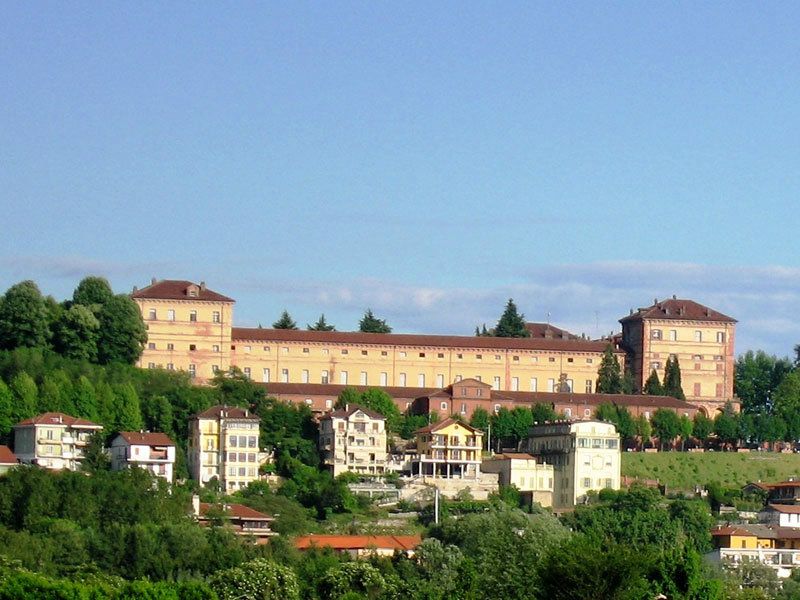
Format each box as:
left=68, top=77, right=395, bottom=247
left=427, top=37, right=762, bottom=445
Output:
left=621, top=451, right=800, bottom=490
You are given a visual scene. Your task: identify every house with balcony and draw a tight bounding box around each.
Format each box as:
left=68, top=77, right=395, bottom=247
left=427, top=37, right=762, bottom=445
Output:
left=110, top=431, right=177, bottom=483
left=710, top=524, right=800, bottom=578
left=411, top=418, right=483, bottom=480
left=481, top=453, right=555, bottom=507
left=12, top=412, right=103, bottom=471
left=319, top=405, right=388, bottom=477
left=192, top=495, right=276, bottom=543
left=295, top=534, right=422, bottom=557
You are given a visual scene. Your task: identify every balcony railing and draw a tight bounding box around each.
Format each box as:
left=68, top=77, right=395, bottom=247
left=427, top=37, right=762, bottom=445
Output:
left=719, top=548, right=800, bottom=569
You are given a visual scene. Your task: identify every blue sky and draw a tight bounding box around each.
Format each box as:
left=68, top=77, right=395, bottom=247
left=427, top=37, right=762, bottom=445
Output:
left=2, top=3, right=799, bottom=356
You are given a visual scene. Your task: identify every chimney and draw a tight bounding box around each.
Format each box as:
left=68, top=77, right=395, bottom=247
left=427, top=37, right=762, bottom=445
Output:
left=151, top=277, right=157, bottom=285
left=672, top=294, right=677, bottom=300
left=191, top=494, right=200, bottom=516
left=653, top=298, right=658, bottom=305
left=200, top=281, right=206, bottom=291
left=132, top=286, right=138, bottom=293
left=630, top=309, right=633, bottom=315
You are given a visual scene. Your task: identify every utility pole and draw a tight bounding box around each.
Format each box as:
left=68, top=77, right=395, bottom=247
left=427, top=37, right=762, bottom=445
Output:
left=434, top=488, right=440, bottom=524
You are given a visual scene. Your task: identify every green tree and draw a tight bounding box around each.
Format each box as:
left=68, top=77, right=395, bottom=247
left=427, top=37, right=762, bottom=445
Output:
left=73, top=376, right=98, bottom=421
left=595, top=345, right=622, bottom=394
left=494, top=299, right=530, bottom=338
left=9, top=372, right=38, bottom=423
left=735, top=350, right=792, bottom=414
left=72, top=276, right=114, bottom=309
left=114, top=383, right=144, bottom=432
left=651, top=409, right=681, bottom=450
left=531, top=403, right=557, bottom=424
left=509, top=406, right=534, bottom=445
left=82, top=430, right=110, bottom=472
left=663, top=355, right=686, bottom=400
left=678, top=415, right=693, bottom=450
left=96, top=295, right=147, bottom=364
left=635, top=414, right=652, bottom=449
left=319, top=561, right=390, bottom=600
left=359, top=388, right=401, bottom=432
left=714, top=406, right=739, bottom=445
left=211, top=558, right=300, bottom=600
left=643, top=369, right=664, bottom=395
left=307, top=314, right=335, bottom=331
left=692, top=413, right=713, bottom=445
left=334, top=387, right=362, bottom=409
left=359, top=309, right=391, bottom=333
left=273, top=310, right=298, bottom=330
left=0, top=281, right=51, bottom=350
left=52, top=304, right=100, bottom=361
left=0, top=380, right=14, bottom=441
left=470, top=406, right=490, bottom=430
left=773, top=371, right=800, bottom=440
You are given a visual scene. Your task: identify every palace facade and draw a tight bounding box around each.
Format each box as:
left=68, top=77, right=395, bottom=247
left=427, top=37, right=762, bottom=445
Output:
left=132, top=280, right=736, bottom=415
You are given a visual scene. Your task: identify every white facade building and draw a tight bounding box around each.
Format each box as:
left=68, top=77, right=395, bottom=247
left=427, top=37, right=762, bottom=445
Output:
left=525, top=420, right=621, bottom=509
left=110, top=432, right=177, bottom=483
left=13, top=412, right=103, bottom=471
left=319, top=405, right=388, bottom=477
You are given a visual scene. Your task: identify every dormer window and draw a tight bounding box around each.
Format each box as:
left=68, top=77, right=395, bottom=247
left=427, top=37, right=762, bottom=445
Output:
left=187, top=285, right=199, bottom=298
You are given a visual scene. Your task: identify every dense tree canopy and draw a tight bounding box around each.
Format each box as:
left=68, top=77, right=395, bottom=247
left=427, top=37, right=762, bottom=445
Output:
left=307, top=314, right=336, bottom=331
left=493, top=299, right=530, bottom=338
left=359, top=309, right=391, bottom=333
left=595, top=345, right=622, bottom=394
left=0, top=281, right=51, bottom=350
left=663, top=355, right=686, bottom=400
left=272, top=310, right=298, bottom=330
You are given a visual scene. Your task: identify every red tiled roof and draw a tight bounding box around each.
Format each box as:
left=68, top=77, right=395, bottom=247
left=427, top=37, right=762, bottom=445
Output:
left=14, top=412, right=102, bottom=428
left=232, top=327, right=622, bottom=354
left=199, top=502, right=273, bottom=520
left=295, top=534, right=422, bottom=551
left=192, top=405, right=259, bottom=420
left=752, top=481, right=800, bottom=490
left=525, top=323, right=579, bottom=340
left=765, top=504, right=800, bottom=514
left=711, top=526, right=757, bottom=537
left=326, top=405, right=386, bottom=420
left=117, top=432, right=175, bottom=446
left=0, top=445, right=17, bottom=465
left=415, top=417, right=481, bottom=435
left=619, top=298, right=736, bottom=324
left=490, top=453, right=536, bottom=460
left=132, top=280, right=234, bottom=303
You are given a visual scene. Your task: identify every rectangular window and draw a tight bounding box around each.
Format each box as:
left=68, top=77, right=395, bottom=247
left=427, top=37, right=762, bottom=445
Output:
left=566, top=379, right=573, bottom=392
left=362, top=350, right=368, bottom=356
left=585, top=379, right=592, bottom=393
left=302, top=370, right=309, bottom=384
left=419, top=352, right=425, bottom=358
left=212, top=365, right=219, bottom=374
left=476, top=354, right=482, bottom=360
left=694, top=330, right=702, bottom=342
left=399, top=373, right=407, bottom=386
left=321, top=370, right=329, bottom=384
left=460, top=403, right=467, bottom=414
left=167, top=343, right=174, bottom=350
left=455, top=375, right=462, bottom=382
left=436, top=374, right=445, bottom=388
left=212, top=344, right=219, bottom=352
left=341, top=349, right=348, bottom=355
left=495, top=354, right=501, bottom=361
left=229, top=435, right=237, bottom=448
left=189, top=344, right=196, bottom=351
left=282, top=347, right=289, bottom=354
left=418, top=374, right=425, bottom=387
left=456, top=353, right=463, bottom=360
left=340, top=371, right=348, bottom=385
left=716, top=383, right=724, bottom=397
left=212, top=311, right=220, bottom=323
left=148, top=309, right=157, bottom=320
left=530, top=378, right=538, bottom=392
left=303, top=347, right=310, bottom=354
left=493, top=376, right=501, bottom=390
left=716, top=331, right=726, bottom=343
left=167, top=309, right=175, bottom=321
left=513, top=355, right=519, bottom=362
left=262, top=368, right=270, bottom=383
left=511, top=377, right=519, bottom=391
left=693, top=382, right=701, bottom=396
left=281, top=368, right=289, bottom=383
left=582, top=478, right=592, bottom=488
left=188, top=364, right=196, bottom=378
left=166, top=363, right=174, bottom=370
left=360, top=371, right=367, bottom=385
left=148, top=342, right=156, bottom=350
left=189, top=310, right=197, bottom=322
left=148, top=362, right=156, bottom=369
left=381, top=350, right=388, bottom=356
left=651, top=329, right=662, bottom=340
left=669, top=330, right=677, bottom=341
left=380, top=372, right=388, bottom=386
left=437, top=353, right=445, bottom=359
left=243, top=367, right=251, bottom=379
left=547, top=378, right=555, bottom=392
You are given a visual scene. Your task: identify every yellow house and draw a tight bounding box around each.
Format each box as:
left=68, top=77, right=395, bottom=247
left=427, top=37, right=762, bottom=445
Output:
left=12, top=412, right=103, bottom=471
left=413, top=418, right=483, bottom=479
left=187, top=405, right=261, bottom=492
left=620, top=297, right=736, bottom=415
left=132, top=280, right=235, bottom=381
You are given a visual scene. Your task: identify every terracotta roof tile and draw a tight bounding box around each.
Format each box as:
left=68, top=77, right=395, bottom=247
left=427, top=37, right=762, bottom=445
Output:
left=524, top=323, right=579, bottom=340
left=192, top=405, right=259, bottom=420
left=0, top=445, right=17, bottom=465
left=132, top=280, right=234, bottom=303
left=199, top=502, right=273, bottom=520
left=14, top=412, right=102, bottom=429
left=117, top=432, right=175, bottom=446
left=232, top=327, right=622, bottom=354
left=619, top=298, right=735, bottom=324
left=294, top=534, right=421, bottom=551
left=765, top=504, right=800, bottom=514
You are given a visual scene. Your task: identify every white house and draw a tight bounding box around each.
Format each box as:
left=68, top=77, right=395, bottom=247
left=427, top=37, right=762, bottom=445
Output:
left=110, top=431, right=176, bottom=483
left=13, top=412, right=103, bottom=471
left=759, top=504, right=800, bottom=528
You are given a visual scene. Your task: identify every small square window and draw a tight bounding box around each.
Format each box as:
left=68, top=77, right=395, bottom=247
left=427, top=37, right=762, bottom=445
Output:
left=419, top=352, right=426, bottom=358
left=512, top=356, right=519, bottom=362
left=189, top=311, right=197, bottom=322
left=457, top=353, right=463, bottom=359
left=437, top=353, right=444, bottom=359
left=567, top=357, right=574, bottom=363
left=148, top=342, right=156, bottom=350
left=167, top=343, right=174, bottom=351
left=381, top=350, right=388, bottom=356
left=362, top=350, right=368, bottom=356
left=494, top=354, right=501, bottom=361
left=548, top=357, right=555, bottom=363
left=342, top=349, right=349, bottom=355
left=189, top=344, right=197, bottom=351
left=303, top=347, right=310, bottom=353
left=476, top=354, right=482, bottom=360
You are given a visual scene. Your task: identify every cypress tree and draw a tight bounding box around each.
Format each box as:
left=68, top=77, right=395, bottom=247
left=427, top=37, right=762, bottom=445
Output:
left=663, top=355, right=686, bottom=400
left=643, top=369, right=664, bottom=395
left=596, top=345, right=623, bottom=394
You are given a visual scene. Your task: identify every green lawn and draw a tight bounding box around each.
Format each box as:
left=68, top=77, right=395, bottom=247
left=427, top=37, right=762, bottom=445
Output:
left=621, top=451, right=800, bottom=491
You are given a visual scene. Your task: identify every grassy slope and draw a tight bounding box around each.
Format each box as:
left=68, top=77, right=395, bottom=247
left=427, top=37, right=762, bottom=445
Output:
left=621, top=451, right=800, bottom=490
